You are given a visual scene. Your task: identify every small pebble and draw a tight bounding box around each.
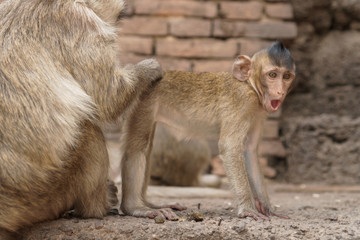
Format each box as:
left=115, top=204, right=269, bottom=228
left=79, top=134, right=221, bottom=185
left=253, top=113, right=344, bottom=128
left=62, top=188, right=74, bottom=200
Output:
left=312, top=193, right=320, bottom=198
left=171, top=216, right=179, bottom=221
left=187, top=210, right=204, bottom=222
left=95, top=222, right=104, bottom=230
left=231, top=222, right=247, bottom=234
left=154, top=216, right=165, bottom=224
left=178, top=216, right=187, bottom=222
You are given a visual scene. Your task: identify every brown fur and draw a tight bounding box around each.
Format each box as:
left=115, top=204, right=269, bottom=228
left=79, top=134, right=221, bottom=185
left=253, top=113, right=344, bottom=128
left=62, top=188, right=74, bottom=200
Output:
left=120, top=43, right=295, bottom=220
left=0, top=0, right=162, bottom=237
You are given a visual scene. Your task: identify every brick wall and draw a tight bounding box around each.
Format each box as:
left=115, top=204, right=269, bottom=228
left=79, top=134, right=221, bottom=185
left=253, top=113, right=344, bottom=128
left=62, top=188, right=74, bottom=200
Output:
left=119, top=0, right=297, bottom=73
left=118, top=0, right=297, bottom=177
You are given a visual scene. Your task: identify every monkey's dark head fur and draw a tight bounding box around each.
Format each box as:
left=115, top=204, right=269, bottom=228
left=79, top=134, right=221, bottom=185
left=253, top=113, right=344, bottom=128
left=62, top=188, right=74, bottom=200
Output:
left=267, top=41, right=295, bottom=70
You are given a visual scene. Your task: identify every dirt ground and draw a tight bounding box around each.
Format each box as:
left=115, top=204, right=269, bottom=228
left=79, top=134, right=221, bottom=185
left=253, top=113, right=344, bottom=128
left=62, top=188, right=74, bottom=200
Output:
left=22, top=183, right=360, bottom=240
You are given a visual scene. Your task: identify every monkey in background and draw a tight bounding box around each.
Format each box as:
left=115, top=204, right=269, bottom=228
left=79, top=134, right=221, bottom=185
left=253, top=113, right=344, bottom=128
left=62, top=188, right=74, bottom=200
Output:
left=107, top=122, right=219, bottom=188
left=0, top=0, right=162, bottom=238
left=120, top=41, right=296, bottom=221
left=150, top=122, right=212, bottom=187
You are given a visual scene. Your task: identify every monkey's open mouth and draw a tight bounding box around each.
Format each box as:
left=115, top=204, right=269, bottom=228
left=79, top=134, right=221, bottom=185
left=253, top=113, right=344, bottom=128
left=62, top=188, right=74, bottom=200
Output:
left=271, top=100, right=281, bottom=110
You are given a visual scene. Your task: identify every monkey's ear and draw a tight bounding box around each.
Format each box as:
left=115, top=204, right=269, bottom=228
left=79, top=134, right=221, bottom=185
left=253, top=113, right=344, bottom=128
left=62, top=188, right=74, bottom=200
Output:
left=232, top=55, right=252, bottom=81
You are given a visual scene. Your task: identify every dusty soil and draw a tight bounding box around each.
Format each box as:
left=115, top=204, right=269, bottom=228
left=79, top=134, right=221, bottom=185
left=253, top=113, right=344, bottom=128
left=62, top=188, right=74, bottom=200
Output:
left=22, top=183, right=360, bottom=240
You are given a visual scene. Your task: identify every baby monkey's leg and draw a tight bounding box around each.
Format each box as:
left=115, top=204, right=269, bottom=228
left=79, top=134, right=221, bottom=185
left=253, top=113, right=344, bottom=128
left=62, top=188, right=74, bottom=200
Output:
left=120, top=99, right=186, bottom=220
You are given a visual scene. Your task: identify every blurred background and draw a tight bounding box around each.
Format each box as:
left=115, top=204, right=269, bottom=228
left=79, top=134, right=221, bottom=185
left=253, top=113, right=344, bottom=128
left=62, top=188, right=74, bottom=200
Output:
left=107, top=0, right=360, bottom=186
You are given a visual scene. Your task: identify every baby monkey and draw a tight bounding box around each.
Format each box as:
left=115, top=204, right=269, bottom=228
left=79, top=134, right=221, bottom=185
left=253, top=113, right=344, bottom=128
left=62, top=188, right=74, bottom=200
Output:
left=121, top=41, right=296, bottom=220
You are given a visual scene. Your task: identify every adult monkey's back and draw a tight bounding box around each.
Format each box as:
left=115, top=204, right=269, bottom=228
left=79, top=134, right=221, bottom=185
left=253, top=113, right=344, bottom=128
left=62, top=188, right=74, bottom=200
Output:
left=0, top=0, right=162, bottom=238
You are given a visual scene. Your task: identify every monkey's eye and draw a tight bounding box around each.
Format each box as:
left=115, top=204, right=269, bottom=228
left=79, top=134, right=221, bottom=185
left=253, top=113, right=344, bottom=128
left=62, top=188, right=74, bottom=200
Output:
left=283, top=73, right=292, bottom=80
left=268, top=72, right=277, bottom=78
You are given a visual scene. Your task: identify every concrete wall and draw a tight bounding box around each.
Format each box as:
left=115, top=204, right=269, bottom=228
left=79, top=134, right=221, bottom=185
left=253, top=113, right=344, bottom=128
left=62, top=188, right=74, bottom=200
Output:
left=283, top=0, right=360, bottom=184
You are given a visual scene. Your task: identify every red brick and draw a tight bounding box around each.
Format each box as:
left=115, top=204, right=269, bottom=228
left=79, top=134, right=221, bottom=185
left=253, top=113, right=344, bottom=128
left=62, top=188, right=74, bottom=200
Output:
left=263, top=120, right=279, bottom=139
left=124, top=0, right=135, bottom=16
left=259, top=140, right=286, bottom=158
left=266, top=3, right=294, bottom=19
left=157, top=57, right=192, bottom=71
left=213, top=20, right=245, bottom=37
left=220, top=1, right=264, bottom=20
left=118, top=36, right=153, bottom=55
left=244, top=21, right=297, bottom=39
left=193, top=60, right=234, bottom=72
left=134, top=0, right=217, bottom=18
left=238, top=39, right=273, bottom=56
left=120, top=17, right=167, bottom=36
left=156, top=38, right=238, bottom=58
left=170, top=18, right=211, bottom=37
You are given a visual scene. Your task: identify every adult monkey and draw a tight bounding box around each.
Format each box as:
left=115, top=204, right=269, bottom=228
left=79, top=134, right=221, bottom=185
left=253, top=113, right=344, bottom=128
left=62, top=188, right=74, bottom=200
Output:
left=121, top=41, right=296, bottom=221
left=0, top=0, right=162, bottom=238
